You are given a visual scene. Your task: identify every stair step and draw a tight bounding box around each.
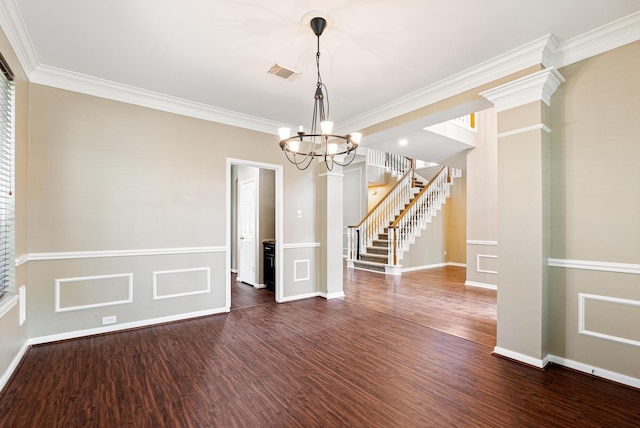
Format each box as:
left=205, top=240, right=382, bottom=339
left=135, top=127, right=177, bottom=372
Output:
left=351, top=260, right=386, bottom=273
left=366, top=246, right=388, bottom=255
left=378, top=233, right=388, bottom=240
left=371, top=239, right=388, bottom=247
left=360, top=253, right=388, bottom=263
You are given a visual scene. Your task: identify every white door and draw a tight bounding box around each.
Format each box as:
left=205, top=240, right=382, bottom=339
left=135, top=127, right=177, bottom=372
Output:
left=238, top=178, right=257, bottom=285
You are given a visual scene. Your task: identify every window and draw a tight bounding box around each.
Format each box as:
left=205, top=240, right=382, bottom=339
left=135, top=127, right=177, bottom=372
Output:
left=0, top=53, right=14, bottom=300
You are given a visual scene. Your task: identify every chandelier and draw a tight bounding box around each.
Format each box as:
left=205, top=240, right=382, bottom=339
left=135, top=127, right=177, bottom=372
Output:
left=278, top=17, right=361, bottom=171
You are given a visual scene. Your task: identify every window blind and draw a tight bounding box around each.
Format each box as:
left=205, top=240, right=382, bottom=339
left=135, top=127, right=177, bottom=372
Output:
left=0, top=53, right=14, bottom=300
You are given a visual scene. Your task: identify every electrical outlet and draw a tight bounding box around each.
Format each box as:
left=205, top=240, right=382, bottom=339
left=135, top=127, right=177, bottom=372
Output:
left=102, top=315, right=117, bottom=325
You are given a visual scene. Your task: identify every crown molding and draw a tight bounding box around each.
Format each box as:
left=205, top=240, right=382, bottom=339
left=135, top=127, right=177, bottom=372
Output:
left=479, top=67, right=565, bottom=112
left=340, top=11, right=640, bottom=132
left=337, top=35, right=554, bottom=133
left=551, top=11, right=640, bottom=69
left=0, top=0, right=39, bottom=74
left=30, top=65, right=283, bottom=135
left=1, top=1, right=638, bottom=134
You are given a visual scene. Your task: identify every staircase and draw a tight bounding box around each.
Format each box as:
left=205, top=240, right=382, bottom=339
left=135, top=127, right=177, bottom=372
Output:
left=347, top=165, right=460, bottom=275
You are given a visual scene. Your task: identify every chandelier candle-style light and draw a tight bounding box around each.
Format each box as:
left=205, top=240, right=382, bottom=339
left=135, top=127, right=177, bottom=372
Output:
left=278, top=16, right=361, bottom=171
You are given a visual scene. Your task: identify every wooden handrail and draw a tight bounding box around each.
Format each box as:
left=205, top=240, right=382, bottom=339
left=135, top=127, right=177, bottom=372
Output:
left=348, top=166, right=414, bottom=229
left=389, top=166, right=447, bottom=229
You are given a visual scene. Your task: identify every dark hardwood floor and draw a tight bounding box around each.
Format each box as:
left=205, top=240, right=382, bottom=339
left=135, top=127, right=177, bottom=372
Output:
left=1, top=266, right=639, bottom=427
left=343, top=264, right=496, bottom=347
left=230, top=272, right=274, bottom=310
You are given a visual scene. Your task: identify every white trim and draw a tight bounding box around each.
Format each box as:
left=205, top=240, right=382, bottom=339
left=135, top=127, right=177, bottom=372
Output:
left=547, top=354, right=640, bottom=390
left=226, top=158, right=284, bottom=304
left=553, top=11, right=640, bottom=69
left=0, top=0, right=39, bottom=74
left=477, top=254, right=498, bottom=275
left=447, top=262, right=467, bottom=268
left=30, top=65, right=284, bottom=136
left=14, top=254, right=28, bottom=266
left=0, top=341, right=30, bottom=394
left=493, top=347, right=640, bottom=390
left=465, top=280, right=497, bottom=291
left=282, top=242, right=321, bottom=249
left=293, top=259, right=311, bottom=282
left=321, top=291, right=346, bottom=300
left=29, top=306, right=229, bottom=346
left=548, top=258, right=640, bottom=275
left=152, top=267, right=212, bottom=301
left=480, top=67, right=565, bottom=112
left=402, top=262, right=447, bottom=272
left=18, top=285, right=25, bottom=326
left=54, top=273, right=134, bottom=313
left=493, top=346, right=550, bottom=369
left=21, top=246, right=225, bottom=262
left=466, top=240, right=498, bottom=246
left=1, top=1, right=638, bottom=138
left=578, top=293, right=640, bottom=348
left=0, top=294, right=18, bottom=319
left=401, top=262, right=466, bottom=273
left=340, top=35, right=553, bottom=132
left=318, top=172, right=344, bottom=178
left=279, top=292, right=321, bottom=303
left=497, top=124, right=552, bottom=140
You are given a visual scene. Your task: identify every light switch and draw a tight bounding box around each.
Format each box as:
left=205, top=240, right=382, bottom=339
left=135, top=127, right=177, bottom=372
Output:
left=297, top=210, right=302, bottom=218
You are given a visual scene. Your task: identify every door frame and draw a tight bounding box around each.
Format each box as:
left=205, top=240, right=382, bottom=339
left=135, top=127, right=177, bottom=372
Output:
left=226, top=158, right=283, bottom=307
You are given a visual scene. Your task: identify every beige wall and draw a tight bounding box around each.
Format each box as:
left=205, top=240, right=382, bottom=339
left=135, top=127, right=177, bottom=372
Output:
left=443, top=152, right=467, bottom=265
left=0, top=27, right=29, bottom=387
left=25, top=84, right=320, bottom=338
left=466, top=107, right=498, bottom=288
left=549, top=40, right=640, bottom=378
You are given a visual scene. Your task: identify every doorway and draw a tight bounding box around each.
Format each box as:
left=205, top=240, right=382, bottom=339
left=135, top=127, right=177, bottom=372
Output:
left=226, top=158, right=283, bottom=309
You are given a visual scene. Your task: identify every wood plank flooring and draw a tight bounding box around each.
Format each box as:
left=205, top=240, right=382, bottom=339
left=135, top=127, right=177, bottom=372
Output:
left=230, top=273, right=274, bottom=310
left=1, top=267, right=639, bottom=427
left=343, top=265, right=496, bottom=347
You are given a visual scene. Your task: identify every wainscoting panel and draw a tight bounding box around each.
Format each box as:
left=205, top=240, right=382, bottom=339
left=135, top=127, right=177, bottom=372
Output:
left=294, top=260, right=310, bottom=282
left=282, top=244, right=318, bottom=300
left=579, top=293, right=640, bottom=347
left=549, top=265, right=640, bottom=381
left=55, top=273, right=133, bottom=313
left=26, top=249, right=226, bottom=339
left=466, top=240, right=498, bottom=289
left=153, top=268, right=211, bottom=301
left=477, top=254, right=498, bottom=274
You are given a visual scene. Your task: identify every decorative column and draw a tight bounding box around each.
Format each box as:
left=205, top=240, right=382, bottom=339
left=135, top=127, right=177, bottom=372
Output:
left=317, top=162, right=345, bottom=299
left=480, top=67, right=564, bottom=367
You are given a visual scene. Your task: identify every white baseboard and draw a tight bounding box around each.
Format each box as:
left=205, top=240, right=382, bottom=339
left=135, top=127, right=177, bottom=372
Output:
left=402, top=262, right=467, bottom=273
left=322, top=291, right=346, bottom=300
left=0, top=340, right=30, bottom=393
left=465, top=280, right=497, bottom=290
left=279, top=292, right=321, bottom=303
left=494, top=347, right=640, bottom=390
left=548, top=355, right=640, bottom=390
left=29, top=306, right=229, bottom=346
left=493, top=346, right=550, bottom=369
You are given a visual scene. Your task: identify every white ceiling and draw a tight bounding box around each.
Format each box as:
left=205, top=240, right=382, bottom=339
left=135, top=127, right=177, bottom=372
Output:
left=2, top=1, right=640, bottom=163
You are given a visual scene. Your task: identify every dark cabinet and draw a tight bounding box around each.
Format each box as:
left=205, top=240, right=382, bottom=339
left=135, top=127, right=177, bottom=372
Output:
left=263, top=241, right=275, bottom=291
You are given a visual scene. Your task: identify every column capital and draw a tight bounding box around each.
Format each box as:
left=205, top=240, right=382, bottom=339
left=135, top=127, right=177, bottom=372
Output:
left=480, top=67, right=565, bottom=112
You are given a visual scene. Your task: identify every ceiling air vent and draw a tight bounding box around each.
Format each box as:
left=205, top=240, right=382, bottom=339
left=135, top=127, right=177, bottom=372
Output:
left=268, top=63, right=299, bottom=80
